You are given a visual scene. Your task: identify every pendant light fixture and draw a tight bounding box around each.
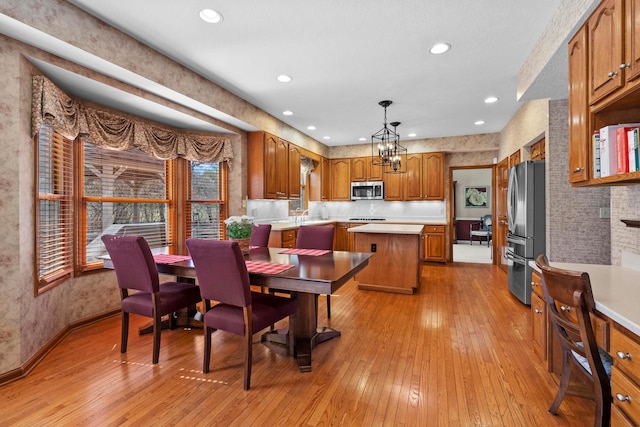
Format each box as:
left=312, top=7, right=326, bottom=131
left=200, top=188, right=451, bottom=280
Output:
left=371, top=100, right=407, bottom=174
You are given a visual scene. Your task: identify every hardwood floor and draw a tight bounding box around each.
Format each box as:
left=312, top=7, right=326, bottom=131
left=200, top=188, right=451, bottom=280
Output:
left=1, top=263, right=595, bottom=426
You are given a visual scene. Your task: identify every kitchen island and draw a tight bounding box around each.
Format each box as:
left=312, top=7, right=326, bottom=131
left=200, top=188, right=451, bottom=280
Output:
left=348, top=223, right=424, bottom=294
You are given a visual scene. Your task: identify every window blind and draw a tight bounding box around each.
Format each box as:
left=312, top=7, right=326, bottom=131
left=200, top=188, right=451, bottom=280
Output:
left=186, top=162, right=226, bottom=240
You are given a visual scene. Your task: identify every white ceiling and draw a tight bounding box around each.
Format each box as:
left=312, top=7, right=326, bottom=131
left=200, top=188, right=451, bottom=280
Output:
left=32, top=1, right=571, bottom=146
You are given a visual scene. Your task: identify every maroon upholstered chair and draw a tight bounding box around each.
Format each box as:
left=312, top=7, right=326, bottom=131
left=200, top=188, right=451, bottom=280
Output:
left=296, top=225, right=335, bottom=318
left=250, top=224, right=271, bottom=247
left=185, top=238, right=298, bottom=390
left=102, top=234, right=202, bottom=364
left=535, top=255, right=612, bottom=427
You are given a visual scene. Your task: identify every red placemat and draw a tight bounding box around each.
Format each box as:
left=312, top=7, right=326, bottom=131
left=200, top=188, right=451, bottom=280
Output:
left=279, top=248, right=332, bottom=256
left=245, top=260, right=294, bottom=275
left=153, top=254, right=191, bottom=264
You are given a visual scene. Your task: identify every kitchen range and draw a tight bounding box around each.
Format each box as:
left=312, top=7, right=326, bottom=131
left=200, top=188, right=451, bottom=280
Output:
left=506, top=160, right=546, bottom=305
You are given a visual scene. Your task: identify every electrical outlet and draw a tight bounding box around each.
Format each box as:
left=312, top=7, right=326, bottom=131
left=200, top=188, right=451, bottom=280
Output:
left=599, top=207, right=611, bottom=218
left=371, top=243, right=377, bottom=252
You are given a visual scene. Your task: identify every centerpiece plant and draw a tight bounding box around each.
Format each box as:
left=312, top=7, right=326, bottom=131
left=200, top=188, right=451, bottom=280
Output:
left=224, top=215, right=255, bottom=240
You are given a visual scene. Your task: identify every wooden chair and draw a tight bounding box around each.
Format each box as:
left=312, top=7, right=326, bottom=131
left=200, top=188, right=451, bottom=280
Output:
left=250, top=224, right=271, bottom=247
left=535, top=255, right=612, bottom=427
left=296, top=225, right=335, bottom=318
left=102, top=235, right=202, bottom=364
left=185, top=238, right=298, bottom=390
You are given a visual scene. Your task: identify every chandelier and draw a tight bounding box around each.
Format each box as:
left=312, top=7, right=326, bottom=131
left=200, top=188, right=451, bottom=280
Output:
left=371, top=100, right=407, bottom=174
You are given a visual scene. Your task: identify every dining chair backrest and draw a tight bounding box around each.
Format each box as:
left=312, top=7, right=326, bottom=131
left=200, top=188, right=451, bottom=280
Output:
left=535, top=254, right=611, bottom=426
left=185, top=239, right=251, bottom=307
left=102, top=234, right=159, bottom=293
left=250, top=224, right=272, bottom=247
left=296, top=225, right=335, bottom=250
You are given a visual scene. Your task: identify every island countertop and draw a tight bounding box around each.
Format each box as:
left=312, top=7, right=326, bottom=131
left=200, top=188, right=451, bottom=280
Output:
left=347, top=223, right=424, bottom=235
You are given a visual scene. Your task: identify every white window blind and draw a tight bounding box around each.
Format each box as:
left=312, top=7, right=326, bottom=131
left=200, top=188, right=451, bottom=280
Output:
left=36, top=125, right=73, bottom=289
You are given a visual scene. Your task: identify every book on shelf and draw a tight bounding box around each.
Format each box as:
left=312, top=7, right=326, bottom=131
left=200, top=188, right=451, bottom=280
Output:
left=629, top=127, right=640, bottom=173
left=616, top=127, right=630, bottom=174
left=593, top=131, right=601, bottom=178
left=599, top=123, right=640, bottom=177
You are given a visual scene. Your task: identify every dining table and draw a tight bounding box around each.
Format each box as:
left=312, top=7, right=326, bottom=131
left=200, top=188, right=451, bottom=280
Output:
left=139, top=246, right=372, bottom=372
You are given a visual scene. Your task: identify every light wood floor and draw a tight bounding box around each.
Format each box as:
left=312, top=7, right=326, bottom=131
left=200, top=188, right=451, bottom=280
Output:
left=1, top=263, right=595, bottom=426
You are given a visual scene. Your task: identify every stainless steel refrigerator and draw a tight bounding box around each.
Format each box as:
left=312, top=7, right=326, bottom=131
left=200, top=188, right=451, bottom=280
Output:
left=506, top=160, right=545, bottom=305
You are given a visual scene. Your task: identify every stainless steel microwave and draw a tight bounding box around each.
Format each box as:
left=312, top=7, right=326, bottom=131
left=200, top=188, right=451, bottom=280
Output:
left=351, top=181, right=384, bottom=200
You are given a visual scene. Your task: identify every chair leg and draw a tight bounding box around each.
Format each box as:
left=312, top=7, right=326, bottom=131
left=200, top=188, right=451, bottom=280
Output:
left=203, top=325, right=212, bottom=374
left=549, top=352, right=572, bottom=415
left=121, top=311, right=129, bottom=353
left=152, top=312, right=162, bottom=364
left=244, top=330, right=252, bottom=390
left=326, top=295, right=331, bottom=319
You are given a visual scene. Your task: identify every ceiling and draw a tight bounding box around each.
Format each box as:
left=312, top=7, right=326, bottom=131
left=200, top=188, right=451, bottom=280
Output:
left=32, top=1, right=572, bottom=146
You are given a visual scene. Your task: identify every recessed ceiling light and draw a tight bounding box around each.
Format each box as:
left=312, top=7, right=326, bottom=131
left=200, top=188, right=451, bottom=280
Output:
left=358, top=137, right=367, bottom=141
left=277, top=74, right=292, bottom=83
left=408, top=133, right=417, bottom=137
left=474, top=120, right=486, bottom=125
left=430, top=43, right=451, bottom=55
left=283, top=110, right=293, bottom=116
left=199, top=9, right=223, bottom=23
left=323, top=136, right=331, bottom=140
left=307, top=125, right=316, bottom=130
left=484, top=96, right=499, bottom=104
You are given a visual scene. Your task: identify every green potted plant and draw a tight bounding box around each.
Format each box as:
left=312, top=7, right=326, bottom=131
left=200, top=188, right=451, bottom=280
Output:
left=224, top=215, right=255, bottom=254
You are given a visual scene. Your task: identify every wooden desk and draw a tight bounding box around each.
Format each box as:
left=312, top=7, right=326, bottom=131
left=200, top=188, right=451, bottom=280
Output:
left=152, top=247, right=372, bottom=372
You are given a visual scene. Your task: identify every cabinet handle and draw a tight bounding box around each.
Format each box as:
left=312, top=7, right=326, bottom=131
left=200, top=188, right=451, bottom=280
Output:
left=615, top=393, right=632, bottom=403
left=531, top=281, right=537, bottom=286
left=560, top=305, right=570, bottom=312
left=607, top=71, right=619, bottom=77
left=620, top=63, right=631, bottom=69
left=573, top=167, right=584, bottom=173
left=535, top=309, right=543, bottom=314
left=616, top=351, right=632, bottom=360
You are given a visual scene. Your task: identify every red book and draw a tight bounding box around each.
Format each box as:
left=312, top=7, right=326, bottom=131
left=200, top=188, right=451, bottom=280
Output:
left=616, top=127, right=630, bottom=174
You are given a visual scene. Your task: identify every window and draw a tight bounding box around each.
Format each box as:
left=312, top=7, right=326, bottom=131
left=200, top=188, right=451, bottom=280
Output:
left=186, top=161, right=227, bottom=239
left=35, top=125, right=73, bottom=292
left=78, top=141, right=175, bottom=270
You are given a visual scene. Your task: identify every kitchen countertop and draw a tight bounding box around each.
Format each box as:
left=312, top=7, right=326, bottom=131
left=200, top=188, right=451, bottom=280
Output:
left=264, top=218, right=446, bottom=231
left=347, top=223, right=424, bottom=235
left=529, top=254, right=640, bottom=336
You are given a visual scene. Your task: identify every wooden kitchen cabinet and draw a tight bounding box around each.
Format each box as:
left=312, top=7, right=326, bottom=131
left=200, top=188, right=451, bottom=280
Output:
left=423, top=152, right=445, bottom=200
left=404, top=154, right=423, bottom=200
left=248, top=131, right=289, bottom=199
left=334, top=222, right=351, bottom=251
left=321, top=157, right=331, bottom=200
left=568, top=26, right=591, bottom=183
left=495, top=157, right=509, bottom=272
left=351, top=157, right=383, bottom=182
left=568, top=0, right=640, bottom=186
left=531, top=271, right=549, bottom=367
left=330, top=158, right=351, bottom=201
left=422, top=225, right=445, bottom=262
left=530, top=139, right=546, bottom=160
left=509, top=149, right=521, bottom=167
left=288, top=144, right=301, bottom=199
left=268, top=228, right=297, bottom=248
left=611, top=326, right=640, bottom=425
left=383, top=170, right=403, bottom=201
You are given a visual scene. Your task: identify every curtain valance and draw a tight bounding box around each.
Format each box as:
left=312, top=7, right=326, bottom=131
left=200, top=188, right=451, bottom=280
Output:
left=32, top=75, right=233, bottom=163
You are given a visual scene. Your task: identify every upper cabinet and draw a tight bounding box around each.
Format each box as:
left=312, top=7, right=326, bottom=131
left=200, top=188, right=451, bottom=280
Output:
left=423, top=152, right=445, bottom=200
left=248, top=131, right=286, bottom=199
left=351, top=157, right=383, bottom=182
left=288, top=144, right=302, bottom=199
left=404, top=154, right=423, bottom=200
left=530, top=139, right=546, bottom=160
left=568, top=0, right=640, bottom=186
left=330, top=158, right=351, bottom=201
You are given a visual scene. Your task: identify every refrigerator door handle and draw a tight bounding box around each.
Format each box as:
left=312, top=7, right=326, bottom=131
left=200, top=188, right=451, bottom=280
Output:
left=505, top=250, right=527, bottom=265
left=506, top=234, right=527, bottom=246
left=507, top=166, right=518, bottom=234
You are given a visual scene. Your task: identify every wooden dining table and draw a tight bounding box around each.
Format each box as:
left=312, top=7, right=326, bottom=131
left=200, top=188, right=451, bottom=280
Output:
left=149, top=247, right=372, bottom=372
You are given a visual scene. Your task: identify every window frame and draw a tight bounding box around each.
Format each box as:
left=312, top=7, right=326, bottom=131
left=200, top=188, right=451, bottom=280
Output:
left=183, top=160, right=228, bottom=242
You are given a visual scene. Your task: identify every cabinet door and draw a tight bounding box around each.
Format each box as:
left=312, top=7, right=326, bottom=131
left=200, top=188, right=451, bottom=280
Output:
left=423, top=152, right=444, bottom=200
left=321, top=157, right=331, bottom=201
left=404, top=154, right=423, bottom=200
left=331, top=159, right=351, bottom=201
left=369, top=161, right=384, bottom=181
left=288, top=144, right=301, bottom=199
left=509, top=149, right=521, bottom=167
left=568, top=26, right=590, bottom=183
left=589, top=0, right=624, bottom=104
left=531, top=286, right=547, bottom=363
left=351, top=157, right=368, bottom=182
left=423, top=227, right=445, bottom=262
left=495, top=157, right=509, bottom=272
left=276, top=138, right=289, bottom=199
left=264, top=133, right=279, bottom=199
left=626, top=0, right=640, bottom=82
left=334, top=223, right=350, bottom=251
left=383, top=171, right=403, bottom=201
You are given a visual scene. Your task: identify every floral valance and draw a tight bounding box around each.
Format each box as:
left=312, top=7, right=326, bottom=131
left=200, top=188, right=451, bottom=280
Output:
left=32, top=75, right=233, bottom=163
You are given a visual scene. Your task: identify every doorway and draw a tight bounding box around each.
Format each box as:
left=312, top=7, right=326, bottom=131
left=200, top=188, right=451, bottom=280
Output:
left=449, top=165, right=495, bottom=264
